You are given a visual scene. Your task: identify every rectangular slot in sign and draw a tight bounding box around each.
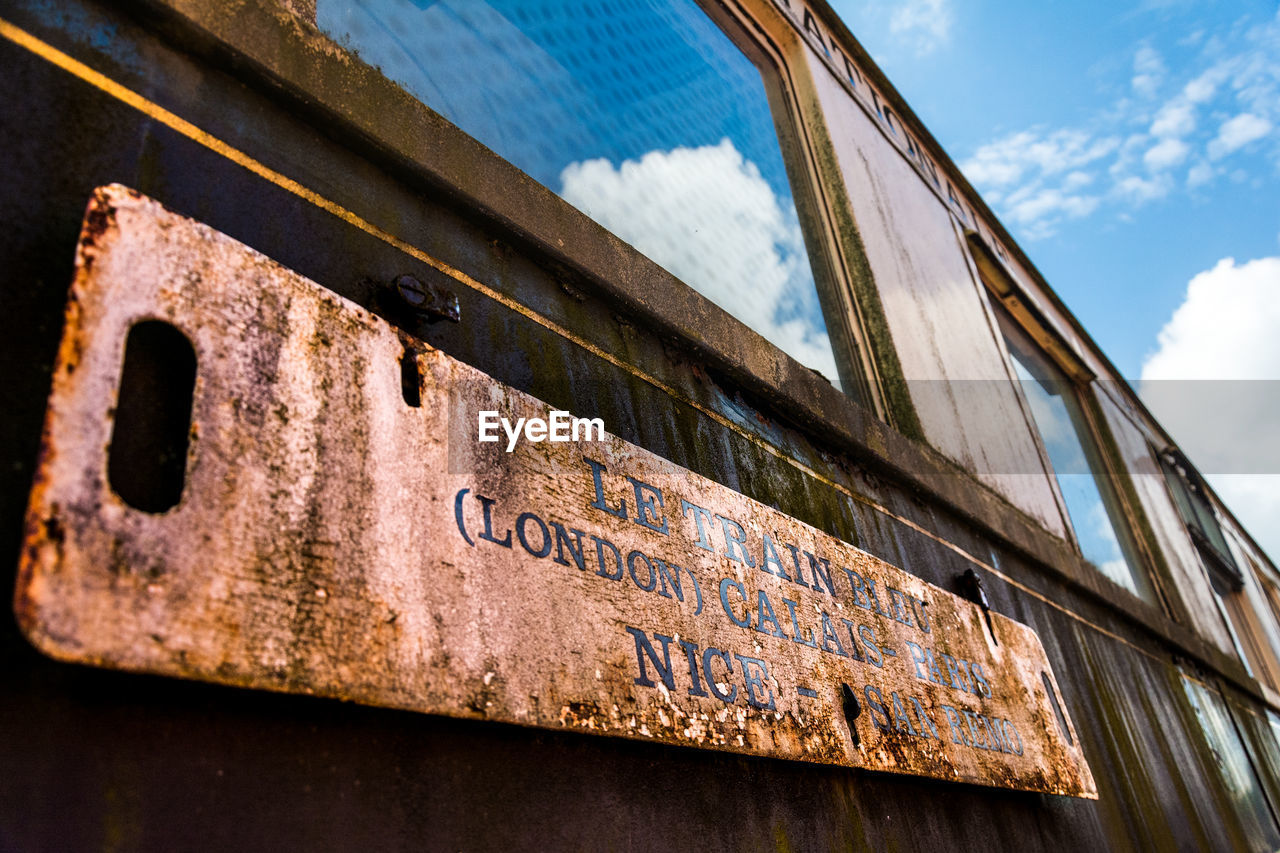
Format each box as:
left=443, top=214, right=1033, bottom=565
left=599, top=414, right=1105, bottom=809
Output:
left=16, top=185, right=1096, bottom=798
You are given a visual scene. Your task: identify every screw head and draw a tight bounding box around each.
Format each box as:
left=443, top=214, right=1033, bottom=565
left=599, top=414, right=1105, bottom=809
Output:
left=387, top=273, right=461, bottom=323
left=394, top=274, right=430, bottom=309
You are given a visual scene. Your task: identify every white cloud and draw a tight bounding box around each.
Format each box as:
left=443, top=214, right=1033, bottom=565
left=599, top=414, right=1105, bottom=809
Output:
left=1141, top=256, right=1280, bottom=562
left=1006, top=186, right=1100, bottom=225
left=1150, top=101, right=1196, bottom=138
left=1179, top=28, right=1206, bottom=49
left=1063, top=170, right=1095, bottom=190
left=889, top=0, right=952, bottom=55
left=1145, top=137, right=1190, bottom=170
left=960, top=129, right=1119, bottom=237
left=963, top=129, right=1121, bottom=188
left=961, top=131, right=1037, bottom=187
left=1088, top=501, right=1134, bottom=592
left=1187, top=160, right=1215, bottom=187
left=962, top=11, right=1280, bottom=241
left=559, top=140, right=839, bottom=379
left=1142, top=257, right=1280, bottom=380
left=1114, top=173, right=1172, bottom=203
left=1183, top=66, right=1225, bottom=104
left=1211, top=475, right=1280, bottom=563
left=1132, top=45, right=1166, bottom=98
left=1208, top=113, right=1272, bottom=159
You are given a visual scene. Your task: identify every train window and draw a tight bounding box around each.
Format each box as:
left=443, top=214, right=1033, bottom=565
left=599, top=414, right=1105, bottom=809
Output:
left=1180, top=672, right=1280, bottom=847
left=318, top=0, right=841, bottom=382
left=1159, top=448, right=1242, bottom=590
left=1260, top=576, right=1280, bottom=635
left=996, top=309, right=1155, bottom=601
left=1154, top=450, right=1280, bottom=679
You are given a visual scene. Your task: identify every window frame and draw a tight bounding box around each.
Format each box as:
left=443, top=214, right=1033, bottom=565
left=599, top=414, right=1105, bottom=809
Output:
left=969, top=236, right=1161, bottom=603
left=703, top=0, right=878, bottom=407
left=1249, top=569, right=1280, bottom=691
left=1160, top=457, right=1280, bottom=690
left=994, top=306, right=1152, bottom=593
left=316, top=0, right=886, bottom=414
left=1178, top=667, right=1280, bottom=844
left=1159, top=447, right=1243, bottom=591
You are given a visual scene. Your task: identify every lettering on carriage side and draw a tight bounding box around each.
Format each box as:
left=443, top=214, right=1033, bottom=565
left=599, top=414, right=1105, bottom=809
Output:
left=440, top=442, right=1060, bottom=788
left=455, top=460, right=1024, bottom=741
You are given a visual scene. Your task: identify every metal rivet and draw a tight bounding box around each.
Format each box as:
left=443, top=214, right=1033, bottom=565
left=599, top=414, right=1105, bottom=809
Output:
left=389, top=272, right=460, bottom=323
left=958, top=568, right=998, bottom=645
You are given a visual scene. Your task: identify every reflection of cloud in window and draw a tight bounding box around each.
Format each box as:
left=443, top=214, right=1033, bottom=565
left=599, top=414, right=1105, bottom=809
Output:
left=1022, top=384, right=1071, bottom=447
left=1088, top=499, right=1131, bottom=590
left=560, top=139, right=838, bottom=379
left=1052, top=475, right=1134, bottom=591
left=1010, top=357, right=1086, bottom=473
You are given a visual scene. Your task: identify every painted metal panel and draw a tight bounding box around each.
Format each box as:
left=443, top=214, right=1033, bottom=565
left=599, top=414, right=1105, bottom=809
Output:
left=804, top=57, right=1069, bottom=538
left=16, top=186, right=1095, bottom=797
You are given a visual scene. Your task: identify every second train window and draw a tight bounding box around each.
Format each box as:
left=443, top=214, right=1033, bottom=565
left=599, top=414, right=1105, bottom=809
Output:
left=997, top=310, right=1154, bottom=601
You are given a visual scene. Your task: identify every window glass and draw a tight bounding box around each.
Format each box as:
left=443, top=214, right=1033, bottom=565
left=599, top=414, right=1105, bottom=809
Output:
left=1268, top=708, right=1280, bottom=759
left=999, top=316, right=1152, bottom=599
left=318, top=0, right=840, bottom=380
left=1159, top=450, right=1240, bottom=587
left=1182, top=674, right=1280, bottom=848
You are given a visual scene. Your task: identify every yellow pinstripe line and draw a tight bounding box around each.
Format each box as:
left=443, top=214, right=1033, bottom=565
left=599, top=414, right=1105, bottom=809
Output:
left=0, top=15, right=1162, bottom=664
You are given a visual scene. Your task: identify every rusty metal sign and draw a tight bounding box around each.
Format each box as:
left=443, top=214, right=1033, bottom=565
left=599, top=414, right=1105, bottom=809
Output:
left=16, top=185, right=1096, bottom=797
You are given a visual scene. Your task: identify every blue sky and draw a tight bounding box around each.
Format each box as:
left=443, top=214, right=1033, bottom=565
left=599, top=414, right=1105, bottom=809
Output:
left=829, top=0, right=1280, bottom=560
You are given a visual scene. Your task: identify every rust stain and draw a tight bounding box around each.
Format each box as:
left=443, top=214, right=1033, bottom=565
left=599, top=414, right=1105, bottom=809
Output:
left=15, top=186, right=1095, bottom=798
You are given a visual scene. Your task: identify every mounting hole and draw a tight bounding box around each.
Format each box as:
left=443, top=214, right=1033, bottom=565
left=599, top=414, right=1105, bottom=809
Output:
left=108, top=320, right=196, bottom=513
left=1042, top=671, right=1073, bottom=745
left=400, top=348, right=421, bottom=408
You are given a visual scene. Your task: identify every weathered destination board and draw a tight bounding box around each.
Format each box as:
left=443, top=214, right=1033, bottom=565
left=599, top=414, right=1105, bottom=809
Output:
left=17, top=186, right=1096, bottom=797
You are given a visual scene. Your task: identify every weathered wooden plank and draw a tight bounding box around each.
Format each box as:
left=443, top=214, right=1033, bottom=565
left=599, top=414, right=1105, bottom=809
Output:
left=16, top=185, right=1096, bottom=797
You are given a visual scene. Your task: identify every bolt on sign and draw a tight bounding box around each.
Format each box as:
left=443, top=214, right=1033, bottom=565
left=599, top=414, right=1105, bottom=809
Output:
left=17, top=186, right=1096, bottom=797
